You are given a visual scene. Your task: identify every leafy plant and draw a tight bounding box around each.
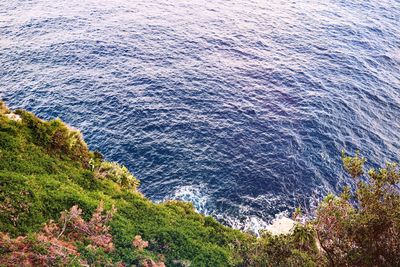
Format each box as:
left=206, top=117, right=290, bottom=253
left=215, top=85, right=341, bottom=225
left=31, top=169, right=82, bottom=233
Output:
left=95, top=161, right=140, bottom=190
left=0, top=202, right=115, bottom=266
left=14, top=110, right=91, bottom=167
left=315, top=152, right=400, bottom=266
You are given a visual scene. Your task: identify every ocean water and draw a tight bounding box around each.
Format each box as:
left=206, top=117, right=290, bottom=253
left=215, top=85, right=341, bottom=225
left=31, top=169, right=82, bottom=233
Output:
left=1, top=0, right=399, bottom=232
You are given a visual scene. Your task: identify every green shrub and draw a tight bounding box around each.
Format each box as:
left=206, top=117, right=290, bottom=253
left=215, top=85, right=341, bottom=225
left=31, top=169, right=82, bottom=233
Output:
left=341, top=149, right=366, bottom=178
left=314, top=152, right=400, bottom=266
left=15, top=110, right=91, bottom=167
left=95, top=161, right=140, bottom=191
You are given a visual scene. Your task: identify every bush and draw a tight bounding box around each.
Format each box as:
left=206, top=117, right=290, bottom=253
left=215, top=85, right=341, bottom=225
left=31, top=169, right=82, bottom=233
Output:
left=95, top=161, right=140, bottom=191
left=314, top=153, right=400, bottom=266
left=235, top=226, right=319, bottom=267
left=15, top=110, right=91, bottom=167
left=0, top=202, right=116, bottom=266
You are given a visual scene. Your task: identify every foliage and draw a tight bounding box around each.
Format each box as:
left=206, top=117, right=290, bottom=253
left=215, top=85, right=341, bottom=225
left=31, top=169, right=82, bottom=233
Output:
left=95, top=161, right=140, bottom=191
left=341, top=150, right=366, bottom=178
left=132, top=235, right=149, bottom=251
left=0, top=202, right=164, bottom=266
left=14, top=110, right=91, bottom=167
left=233, top=225, right=320, bottom=267
left=0, top=202, right=116, bottom=266
left=314, top=153, right=400, bottom=266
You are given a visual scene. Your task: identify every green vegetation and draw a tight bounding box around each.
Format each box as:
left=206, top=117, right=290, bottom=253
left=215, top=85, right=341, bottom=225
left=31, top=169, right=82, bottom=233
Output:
left=0, top=100, right=399, bottom=266
left=313, top=152, right=400, bottom=266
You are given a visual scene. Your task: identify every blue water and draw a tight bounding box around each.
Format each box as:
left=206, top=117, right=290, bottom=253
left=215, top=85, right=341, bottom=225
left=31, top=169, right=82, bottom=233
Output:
left=1, top=0, right=400, bottom=231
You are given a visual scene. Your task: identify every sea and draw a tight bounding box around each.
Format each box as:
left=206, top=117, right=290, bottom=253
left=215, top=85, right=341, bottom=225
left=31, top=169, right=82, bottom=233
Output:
left=1, top=0, right=399, bottom=232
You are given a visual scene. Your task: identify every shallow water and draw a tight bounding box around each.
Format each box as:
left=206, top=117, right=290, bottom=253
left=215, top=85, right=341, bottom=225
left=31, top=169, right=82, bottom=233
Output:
left=1, top=0, right=399, bottom=232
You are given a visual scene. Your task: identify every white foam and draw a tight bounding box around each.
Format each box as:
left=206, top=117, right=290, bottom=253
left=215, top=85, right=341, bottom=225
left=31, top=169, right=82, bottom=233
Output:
left=216, top=214, right=270, bottom=235
left=215, top=210, right=296, bottom=236
left=165, top=184, right=211, bottom=215
left=165, top=186, right=298, bottom=236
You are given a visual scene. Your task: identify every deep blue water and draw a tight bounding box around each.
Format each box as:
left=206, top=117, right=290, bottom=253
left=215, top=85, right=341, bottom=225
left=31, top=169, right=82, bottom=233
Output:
left=1, top=0, right=400, bottom=231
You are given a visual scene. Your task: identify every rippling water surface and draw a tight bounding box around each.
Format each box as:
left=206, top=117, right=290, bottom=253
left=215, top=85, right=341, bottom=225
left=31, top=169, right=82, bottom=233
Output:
left=1, top=0, right=400, bottom=231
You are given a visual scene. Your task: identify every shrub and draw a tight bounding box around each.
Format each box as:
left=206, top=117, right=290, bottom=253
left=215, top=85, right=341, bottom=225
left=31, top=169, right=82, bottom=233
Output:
left=235, top=229, right=319, bottom=267
left=15, top=110, right=91, bottom=167
left=0, top=231, right=81, bottom=266
left=0, top=201, right=116, bottom=266
left=95, top=161, right=140, bottom=191
left=57, top=201, right=116, bottom=252
left=314, top=152, right=400, bottom=266
left=341, top=150, right=366, bottom=178
left=133, top=235, right=149, bottom=251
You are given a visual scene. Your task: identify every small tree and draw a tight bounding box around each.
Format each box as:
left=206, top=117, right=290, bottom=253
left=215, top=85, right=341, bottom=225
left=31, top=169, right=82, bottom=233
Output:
left=314, top=152, right=400, bottom=266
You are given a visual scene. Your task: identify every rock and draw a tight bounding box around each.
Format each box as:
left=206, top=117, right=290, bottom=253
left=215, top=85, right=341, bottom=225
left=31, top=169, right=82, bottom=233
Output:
left=265, top=216, right=296, bottom=235
left=5, top=113, right=22, bottom=122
